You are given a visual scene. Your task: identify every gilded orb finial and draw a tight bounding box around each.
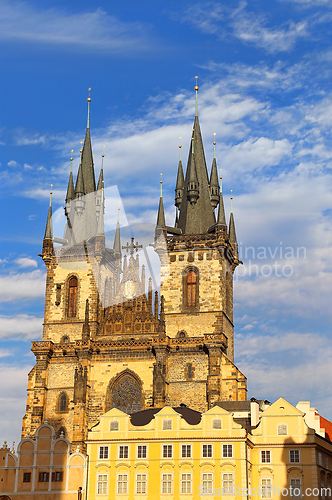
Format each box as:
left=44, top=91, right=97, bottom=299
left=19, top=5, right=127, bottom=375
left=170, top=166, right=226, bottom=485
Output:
left=87, top=87, right=91, bottom=102
left=102, top=145, right=105, bottom=158
left=160, top=173, right=163, bottom=197
left=230, top=189, right=234, bottom=213
left=194, top=76, right=199, bottom=92
left=213, top=133, right=216, bottom=158
left=179, top=136, right=182, bottom=161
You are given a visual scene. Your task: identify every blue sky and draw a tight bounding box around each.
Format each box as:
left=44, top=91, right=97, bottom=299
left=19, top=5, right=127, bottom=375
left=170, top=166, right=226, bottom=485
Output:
left=1, top=0, right=332, bottom=446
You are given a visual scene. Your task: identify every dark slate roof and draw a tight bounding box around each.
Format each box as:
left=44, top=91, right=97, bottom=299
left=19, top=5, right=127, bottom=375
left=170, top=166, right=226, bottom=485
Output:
left=229, top=212, right=237, bottom=244
left=81, top=127, right=96, bottom=195
left=156, top=196, right=166, bottom=228
left=44, top=202, right=53, bottom=240
left=217, top=189, right=227, bottom=226
left=130, top=406, right=202, bottom=426
left=214, top=401, right=251, bottom=411
left=177, top=116, right=216, bottom=235
left=66, top=170, right=75, bottom=203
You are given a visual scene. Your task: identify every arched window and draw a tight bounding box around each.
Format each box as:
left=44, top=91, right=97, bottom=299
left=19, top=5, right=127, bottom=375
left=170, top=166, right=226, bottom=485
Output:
left=68, top=277, right=78, bottom=317
left=179, top=331, right=186, bottom=339
left=187, top=270, right=196, bottom=307
left=61, top=335, right=69, bottom=344
left=106, top=372, right=143, bottom=414
left=59, top=393, right=67, bottom=412
left=187, top=363, right=193, bottom=379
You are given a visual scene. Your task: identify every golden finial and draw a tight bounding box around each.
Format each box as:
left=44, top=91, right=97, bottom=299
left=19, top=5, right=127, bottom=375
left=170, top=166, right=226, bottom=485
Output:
left=194, top=76, right=199, bottom=116
left=160, top=173, right=163, bottom=197
left=179, top=136, right=182, bottom=161
left=70, top=149, right=73, bottom=173
left=102, top=145, right=105, bottom=158
left=230, top=189, right=233, bottom=213
left=213, top=133, right=216, bottom=158
left=87, top=88, right=91, bottom=128
left=49, top=184, right=53, bottom=207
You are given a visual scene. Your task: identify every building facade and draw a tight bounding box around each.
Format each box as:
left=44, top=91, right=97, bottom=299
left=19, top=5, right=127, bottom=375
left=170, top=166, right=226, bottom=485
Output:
left=85, top=398, right=332, bottom=500
left=21, top=88, right=247, bottom=451
left=0, top=422, right=85, bottom=500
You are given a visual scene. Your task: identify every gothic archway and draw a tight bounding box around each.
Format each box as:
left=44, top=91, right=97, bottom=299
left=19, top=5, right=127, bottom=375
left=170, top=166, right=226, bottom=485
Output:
left=105, top=370, right=144, bottom=414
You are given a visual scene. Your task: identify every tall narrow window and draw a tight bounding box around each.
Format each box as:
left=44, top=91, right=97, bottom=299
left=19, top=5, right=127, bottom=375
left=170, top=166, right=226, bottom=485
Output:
left=59, top=393, right=67, bottom=412
left=187, top=270, right=196, bottom=307
left=68, top=277, right=78, bottom=317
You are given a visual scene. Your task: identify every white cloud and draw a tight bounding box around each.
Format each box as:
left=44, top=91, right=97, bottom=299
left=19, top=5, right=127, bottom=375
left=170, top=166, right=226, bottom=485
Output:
left=0, top=314, right=43, bottom=340
left=232, top=15, right=308, bottom=53
left=23, top=163, right=33, bottom=170
left=0, top=0, right=156, bottom=54
left=0, top=270, right=46, bottom=302
left=0, top=365, right=33, bottom=447
left=15, top=257, right=38, bottom=268
left=0, top=348, right=13, bottom=358
left=174, top=3, right=309, bottom=53
left=7, top=160, right=18, bottom=167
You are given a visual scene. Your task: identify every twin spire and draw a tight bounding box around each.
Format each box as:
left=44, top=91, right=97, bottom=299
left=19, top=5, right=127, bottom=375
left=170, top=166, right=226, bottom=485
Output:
left=157, top=78, right=237, bottom=244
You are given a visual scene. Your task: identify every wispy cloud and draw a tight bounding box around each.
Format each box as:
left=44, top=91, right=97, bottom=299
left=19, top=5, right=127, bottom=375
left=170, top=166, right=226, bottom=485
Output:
left=0, top=270, right=45, bottom=302
left=173, top=2, right=310, bottom=53
left=15, top=257, right=38, bottom=268
left=0, top=314, right=42, bottom=340
left=0, top=0, right=156, bottom=54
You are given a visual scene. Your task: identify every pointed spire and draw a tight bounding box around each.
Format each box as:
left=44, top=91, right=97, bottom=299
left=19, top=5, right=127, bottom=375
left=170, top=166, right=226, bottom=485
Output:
left=96, top=188, right=105, bottom=237
left=217, top=170, right=227, bottom=227
left=195, top=76, right=199, bottom=117
left=156, top=174, right=166, bottom=228
left=229, top=191, right=237, bottom=244
left=97, top=146, right=105, bottom=190
left=44, top=186, right=53, bottom=240
left=210, top=134, right=220, bottom=210
left=66, top=151, right=75, bottom=204
left=177, top=109, right=215, bottom=235
left=113, top=206, right=121, bottom=255
left=75, top=163, right=84, bottom=196
left=175, top=138, right=184, bottom=209
left=187, top=138, right=199, bottom=205
left=81, top=89, right=96, bottom=195
left=82, top=299, right=90, bottom=340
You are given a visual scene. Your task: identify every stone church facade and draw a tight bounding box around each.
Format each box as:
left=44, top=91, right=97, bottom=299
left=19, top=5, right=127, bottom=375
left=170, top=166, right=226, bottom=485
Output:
left=21, top=89, right=247, bottom=452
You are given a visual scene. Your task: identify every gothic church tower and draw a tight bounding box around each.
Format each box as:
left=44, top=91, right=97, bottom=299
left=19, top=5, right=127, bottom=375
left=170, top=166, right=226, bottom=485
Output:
left=22, top=87, right=246, bottom=451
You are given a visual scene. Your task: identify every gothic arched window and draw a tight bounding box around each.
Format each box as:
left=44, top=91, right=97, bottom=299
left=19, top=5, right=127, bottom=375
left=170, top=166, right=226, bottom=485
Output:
left=182, top=267, right=199, bottom=311
left=68, top=277, right=78, bottom=317
left=59, top=393, right=67, bottom=412
left=187, top=270, right=196, bottom=307
left=106, top=372, right=143, bottom=414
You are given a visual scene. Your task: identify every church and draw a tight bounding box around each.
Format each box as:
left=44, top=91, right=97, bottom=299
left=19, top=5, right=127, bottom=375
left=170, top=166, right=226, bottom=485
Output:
left=21, top=84, right=247, bottom=452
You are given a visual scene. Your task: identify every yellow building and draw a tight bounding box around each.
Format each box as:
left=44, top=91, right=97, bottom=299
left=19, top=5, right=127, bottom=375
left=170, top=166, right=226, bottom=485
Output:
left=86, top=398, right=332, bottom=500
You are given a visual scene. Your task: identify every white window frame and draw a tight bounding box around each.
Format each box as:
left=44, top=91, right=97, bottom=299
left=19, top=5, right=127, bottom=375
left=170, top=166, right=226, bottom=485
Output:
left=97, top=473, right=108, bottom=495
left=162, top=444, right=173, bottom=459
left=289, top=449, right=300, bottom=464
left=118, top=445, right=129, bottom=459
left=201, top=472, right=213, bottom=495
left=261, top=478, right=272, bottom=499
left=137, top=444, right=147, bottom=459
left=163, top=419, right=172, bottom=430
left=202, top=444, right=213, bottom=458
left=290, top=478, right=301, bottom=499
left=222, top=472, right=234, bottom=495
left=222, top=444, right=233, bottom=458
left=117, top=473, right=128, bottom=495
left=136, top=473, right=147, bottom=495
left=98, top=446, right=109, bottom=460
left=260, top=450, right=271, bottom=463
left=161, top=473, right=173, bottom=494
left=181, top=473, right=192, bottom=494
left=181, top=444, right=192, bottom=458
